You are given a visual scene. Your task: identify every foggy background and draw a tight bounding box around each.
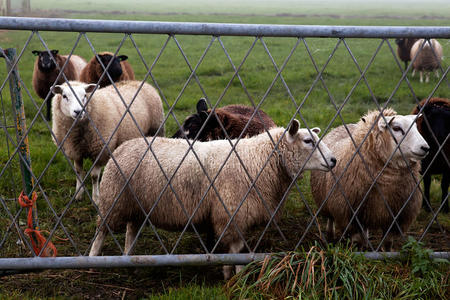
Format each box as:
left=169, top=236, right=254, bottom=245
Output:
left=3, top=0, right=450, bottom=19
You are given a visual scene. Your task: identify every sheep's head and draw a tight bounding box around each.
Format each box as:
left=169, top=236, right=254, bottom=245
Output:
left=420, top=104, right=450, bottom=146
left=32, top=49, right=59, bottom=72
left=377, top=114, right=430, bottom=162
left=95, top=53, right=128, bottom=83
left=53, top=82, right=96, bottom=120
left=172, top=98, right=209, bottom=140
left=280, top=119, right=336, bottom=177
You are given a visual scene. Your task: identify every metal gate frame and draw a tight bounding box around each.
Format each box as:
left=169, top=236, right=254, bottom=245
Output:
left=0, top=17, right=449, bottom=272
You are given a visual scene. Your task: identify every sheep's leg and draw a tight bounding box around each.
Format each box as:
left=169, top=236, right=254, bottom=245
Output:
left=326, top=218, right=335, bottom=242
left=411, top=69, right=416, bottom=77
left=74, top=159, right=85, bottom=201
left=381, top=232, right=395, bottom=252
left=435, top=70, right=440, bottom=78
left=422, top=173, right=432, bottom=212
left=91, top=165, right=102, bottom=206
left=223, top=240, right=245, bottom=280
left=425, top=72, right=430, bottom=83
left=124, top=222, right=138, bottom=255
left=89, top=226, right=107, bottom=256
left=419, top=71, right=423, bottom=83
left=441, top=173, right=449, bottom=213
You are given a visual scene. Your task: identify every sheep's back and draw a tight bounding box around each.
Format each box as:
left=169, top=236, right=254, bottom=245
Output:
left=93, top=81, right=164, bottom=146
left=62, top=55, right=87, bottom=80
left=100, top=137, right=215, bottom=231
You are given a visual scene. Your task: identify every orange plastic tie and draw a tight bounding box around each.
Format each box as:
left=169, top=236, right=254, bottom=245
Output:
left=18, top=191, right=57, bottom=257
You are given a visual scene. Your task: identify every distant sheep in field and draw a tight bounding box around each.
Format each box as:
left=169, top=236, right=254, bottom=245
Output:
left=412, top=97, right=450, bottom=213
left=51, top=80, right=164, bottom=204
left=395, top=38, right=418, bottom=70
left=89, top=120, right=337, bottom=279
left=410, top=39, right=443, bottom=83
left=32, top=49, right=87, bottom=121
left=311, top=108, right=430, bottom=251
left=172, top=98, right=276, bottom=141
left=80, top=52, right=135, bottom=88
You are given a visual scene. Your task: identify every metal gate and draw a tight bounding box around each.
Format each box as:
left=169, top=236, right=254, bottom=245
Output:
left=0, top=17, right=449, bottom=273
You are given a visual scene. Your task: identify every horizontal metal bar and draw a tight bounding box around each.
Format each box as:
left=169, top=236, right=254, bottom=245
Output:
left=0, top=17, right=449, bottom=38
left=0, top=254, right=268, bottom=270
left=0, top=252, right=448, bottom=270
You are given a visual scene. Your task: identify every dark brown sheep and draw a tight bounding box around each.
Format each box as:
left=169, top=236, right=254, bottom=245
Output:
left=395, top=38, right=418, bottom=70
left=80, top=51, right=135, bottom=88
left=172, top=98, right=276, bottom=141
left=32, top=49, right=86, bottom=120
left=412, top=97, right=450, bottom=213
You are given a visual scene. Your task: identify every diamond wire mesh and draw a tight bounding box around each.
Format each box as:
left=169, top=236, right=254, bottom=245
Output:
left=0, top=21, right=449, bottom=269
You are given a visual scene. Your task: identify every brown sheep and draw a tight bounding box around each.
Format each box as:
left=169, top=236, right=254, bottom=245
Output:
left=80, top=52, right=135, bottom=88
left=173, top=98, right=276, bottom=141
left=412, top=98, right=450, bottom=213
left=32, top=49, right=86, bottom=120
left=89, top=120, right=336, bottom=279
left=310, top=108, right=430, bottom=251
left=395, top=38, right=418, bottom=70
left=410, top=39, right=443, bottom=83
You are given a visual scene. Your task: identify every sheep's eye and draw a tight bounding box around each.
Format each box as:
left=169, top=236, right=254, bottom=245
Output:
left=62, top=94, right=67, bottom=100
left=304, top=138, right=313, bottom=144
left=392, top=126, right=404, bottom=135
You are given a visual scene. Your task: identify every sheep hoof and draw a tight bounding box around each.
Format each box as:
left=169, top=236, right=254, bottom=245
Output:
left=75, top=189, right=84, bottom=201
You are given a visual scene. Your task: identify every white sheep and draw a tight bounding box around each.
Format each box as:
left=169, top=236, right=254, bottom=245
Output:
left=410, top=39, right=443, bottom=83
left=51, top=80, right=164, bottom=204
left=310, top=108, right=429, bottom=251
left=89, top=120, right=336, bottom=279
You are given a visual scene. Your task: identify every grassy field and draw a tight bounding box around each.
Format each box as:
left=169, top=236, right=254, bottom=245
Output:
left=0, top=3, right=449, bottom=299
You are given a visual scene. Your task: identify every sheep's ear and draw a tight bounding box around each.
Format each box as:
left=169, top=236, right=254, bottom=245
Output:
left=84, top=84, right=97, bottom=94
left=312, top=127, right=321, bottom=135
left=196, top=98, right=208, bottom=113
left=52, top=85, right=63, bottom=95
left=51, top=50, right=59, bottom=55
left=286, top=119, right=300, bottom=143
left=32, top=50, right=41, bottom=56
left=361, top=117, right=366, bottom=123
left=288, top=119, right=300, bottom=135
left=95, top=54, right=103, bottom=63
left=378, top=116, right=395, bottom=131
left=117, top=55, right=128, bottom=61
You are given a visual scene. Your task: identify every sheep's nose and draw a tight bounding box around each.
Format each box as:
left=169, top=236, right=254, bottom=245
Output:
left=421, top=145, right=430, bottom=153
left=330, top=157, right=337, bottom=168
left=73, top=110, right=82, bottom=117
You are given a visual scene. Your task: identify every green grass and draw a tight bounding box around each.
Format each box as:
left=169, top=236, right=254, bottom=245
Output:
left=226, top=239, right=449, bottom=299
left=0, top=6, right=449, bottom=299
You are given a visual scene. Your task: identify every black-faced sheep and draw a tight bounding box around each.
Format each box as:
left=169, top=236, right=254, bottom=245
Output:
left=395, top=38, right=419, bottom=70
left=51, top=80, right=164, bottom=205
left=80, top=52, right=135, bottom=88
left=89, top=120, right=336, bottom=279
left=172, top=98, right=276, bottom=141
left=412, top=97, right=450, bottom=213
left=32, top=49, right=87, bottom=121
left=410, top=39, right=443, bottom=83
left=310, top=108, right=430, bottom=251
